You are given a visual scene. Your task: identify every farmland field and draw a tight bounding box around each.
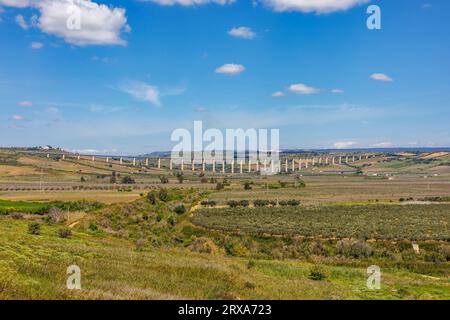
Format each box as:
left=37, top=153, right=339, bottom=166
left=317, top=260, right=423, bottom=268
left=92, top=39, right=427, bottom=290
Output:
left=192, top=204, right=450, bottom=240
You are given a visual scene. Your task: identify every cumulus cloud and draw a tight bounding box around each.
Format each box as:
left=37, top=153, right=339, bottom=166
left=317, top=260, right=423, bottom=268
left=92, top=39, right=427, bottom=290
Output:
left=371, top=141, right=393, bottom=147
left=18, top=101, right=33, bottom=107
left=215, top=63, right=245, bottom=75
left=31, top=41, right=44, bottom=49
left=1, top=0, right=130, bottom=46
left=228, top=26, right=256, bottom=39
left=272, top=91, right=285, bottom=97
left=12, top=115, right=25, bottom=121
left=262, top=0, right=368, bottom=14
left=15, top=14, right=28, bottom=29
left=289, top=83, right=320, bottom=94
left=141, top=0, right=235, bottom=6
left=333, top=141, right=357, bottom=149
left=38, top=0, right=130, bottom=46
left=370, top=73, right=393, bottom=82
left=119, top=80, right=161, bottom=107
left=0, top=0, right=32, bottom=8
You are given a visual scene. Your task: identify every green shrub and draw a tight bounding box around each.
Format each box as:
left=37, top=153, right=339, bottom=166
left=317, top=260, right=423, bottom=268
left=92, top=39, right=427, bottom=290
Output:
left=227, top=200, right=239, bottom=208
left=239, top=200, right=249, bottom=207
left=158, top=188, right=169, bottom=202
left=121, top=176, right=135, bottom=184
left=88, top=222, right=98, bottom=232
left=254, top=199, right=269, bottom=207
left=28, top=222, right=41, bottom=235
left=308, top=265, right=328, bottom=281
left=58, top=228, right=72, bottom=239
left=216, top=182, right=224, bottom=190
left=167, top=215, right=177, bottom=226
left=224, top=242, right=248, bottom=257
left=147, top=191, right=157, bottom=204
left=201, top=200, right=217, bottom=207
left=174, top=205, right=186, bottom=215
left=159, top=176, right=169, bottom=184
left=336, top=240, right=373, bottom=258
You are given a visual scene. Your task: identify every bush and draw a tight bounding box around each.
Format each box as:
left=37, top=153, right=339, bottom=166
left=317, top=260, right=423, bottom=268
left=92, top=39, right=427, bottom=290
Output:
left=254, top=199, right=269, bottom=207
left=239, top=200, right=249, bottom=207
left=121, top=176, right=135, bottom=184
left=175, top=172, right=184, bottom=184
left=167, top=215, right=177, bottom=226
left=174, top=205, right=186, bottom=215
left=28, top=222, right=41, bottom=235
left=147, top=191, right=157, bottom=204
left=201, top=200, right=217, bottom=207
left=156, top=212, right=164, bottom=222
left=309, top=241, right=325, bottom=256
left=216, top=182, right=224, bottom=190
left=189, top=237, right=219, bottom=254
left=224, top=242, right=248, bottom=257
left=287, top=199, right=300, bottom=206
left=10, top=212, right=24, bottom=220
left=48, top=207, right=66, bottom=223
left=158, top=188, right=169, bottom=202
left=336, top=240, right=373, bottom=258
left=244, top=182, right=252, bottom=190
left=227, top=200, right=239, bottom=208
left=200, top=177, right=208, bottom=184
left=309, top=265, right=328, bottom=281
left=88, top=222, right=98, bottom=232
left=58, top=228, right=72, bottom=239
left=135, top=238, right=148, bottom=251
left=159, top=176, right=169, bottom=184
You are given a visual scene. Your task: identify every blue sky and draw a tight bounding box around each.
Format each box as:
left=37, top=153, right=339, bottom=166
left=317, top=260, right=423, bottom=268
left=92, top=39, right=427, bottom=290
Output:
left=0, top=0, right=449, bottom=154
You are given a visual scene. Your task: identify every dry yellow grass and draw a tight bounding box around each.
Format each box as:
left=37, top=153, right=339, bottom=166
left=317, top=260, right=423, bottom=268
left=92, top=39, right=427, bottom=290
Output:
left=421, top=152, right=449, bottom=159
left=0, top=165, right=41, bottom=176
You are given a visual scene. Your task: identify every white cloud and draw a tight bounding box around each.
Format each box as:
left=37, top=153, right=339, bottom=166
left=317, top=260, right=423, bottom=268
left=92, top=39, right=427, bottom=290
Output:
left=15, top=14, right=28, bottom=29
left=18, top=100, right=33, bottom=107
left=38, top=0, right=130, bottom=46
left=262, top=0, right=368, bottom=14
left=141, top=0, right=235, bottom=6
left=119, top=80, right=161, bottom=107
left=12, top=115, right=25, bottom=121
left=228, top=26, right=256, bottom=39
left=289, top=83, right=320, bottom=94
left=331, top=88, right=344, bottom=93
left=272, top=91, right=285, bottom=97
left=333, top=141, right=357, bottom=149
left=0, top=0, right=32, bottom=8
left=2, top=0, right=130, bottom=46
left=215, top=63, right=245, bottom=75
left=371, top=141, right=393, bottom=147
left=370, top=73, right=393, bottom=82
left=31, top=41, right=44, bottom=49
left=194, top=106, right=208, bottom=112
